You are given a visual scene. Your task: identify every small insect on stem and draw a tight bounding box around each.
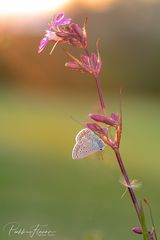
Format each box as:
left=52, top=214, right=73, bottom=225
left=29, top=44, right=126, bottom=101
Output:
left=72, top=128, right=106, bottom=160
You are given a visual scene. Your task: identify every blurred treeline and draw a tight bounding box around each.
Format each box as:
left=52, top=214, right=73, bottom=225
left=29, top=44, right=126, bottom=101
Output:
left=0, top=0, right=160, bottom=95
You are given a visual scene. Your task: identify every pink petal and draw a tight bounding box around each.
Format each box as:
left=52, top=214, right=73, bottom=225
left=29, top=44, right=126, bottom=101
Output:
left=54, top=12, right=64, bottom=23
left=38, top=37, right=49, bottom=53
left=90, top=53, right=98, bottom=68
left=80, top=54, right=90, bottom=66
left=59, top=18, right=72, bottom=25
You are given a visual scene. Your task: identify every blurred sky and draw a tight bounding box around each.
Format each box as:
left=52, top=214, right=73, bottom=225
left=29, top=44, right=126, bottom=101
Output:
left=0, top=0, right=116, bottom=30
left=0, top=0, right=158, bottom=16
left=1, top=0, right=159, bottom=31
left=0, top=0, right=117, bottom=16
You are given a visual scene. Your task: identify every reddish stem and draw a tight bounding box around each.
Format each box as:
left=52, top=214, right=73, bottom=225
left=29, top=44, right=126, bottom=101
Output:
left=95, top=76, right=106, bottom=116
left=114, top=148, right=141, bottom=221
left=84, top=48, right=90, bottom=56
left=84, top=48, right=106, bottom=116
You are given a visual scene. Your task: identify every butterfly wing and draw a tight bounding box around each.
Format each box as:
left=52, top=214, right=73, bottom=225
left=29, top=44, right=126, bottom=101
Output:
left=75, top=128, right=91, bottom=144
left=72, top=128, right=106, bottom=160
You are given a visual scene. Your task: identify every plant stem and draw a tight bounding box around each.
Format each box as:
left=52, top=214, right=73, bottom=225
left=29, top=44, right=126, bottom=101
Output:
left=84, top=48, right=106, bottom=116
left=95, top=76, right=106, bottom=116
left=84, top=48, right=90, bottom=56
left=84, top=45, right=149, bottom=239
left=114, top=148, right=141, bottom=220
left=114, top=148, right=150, bottom=240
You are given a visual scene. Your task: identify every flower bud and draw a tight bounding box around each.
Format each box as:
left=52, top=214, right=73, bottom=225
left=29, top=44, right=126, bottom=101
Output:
left=65, top=50, right=102, bottom=76
left=111, top=113, right=119, bottom=122
left=132, top=227, right=142, bottom=234
left=58, top=21, right=87, bottom=49
left=65, top=61, right=81, bottom=70
left=89, top=114, right=119, bottom=127
left=86, top=122, right=106, bottom=135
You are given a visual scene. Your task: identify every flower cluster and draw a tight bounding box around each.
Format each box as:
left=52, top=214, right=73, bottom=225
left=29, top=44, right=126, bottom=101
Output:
left=65, top=43, right=101, bottom=77
left=86, top=112, right=121, bottom=149
left=38, top=12, right=157, bottom=240
left=38, top=12, right=87, bottom=54
left=38, top=11, right=122, bottom=153
left=38, top=13, right=103, bottom=78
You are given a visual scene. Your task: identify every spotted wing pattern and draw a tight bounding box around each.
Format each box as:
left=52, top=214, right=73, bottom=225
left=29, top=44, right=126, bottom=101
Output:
left=72, top=128, right=106, bottom=160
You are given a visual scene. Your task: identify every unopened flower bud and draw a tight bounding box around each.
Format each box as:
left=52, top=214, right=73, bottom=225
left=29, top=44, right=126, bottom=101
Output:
left=111, top=113, right=119, bottom=122
left=65, top=61, right=81, bottom=70
left=132, top=227, right=142, bottom=234
left=89, top=114, right=119, bottom=127
left=86, top=122, right=106, bottom=135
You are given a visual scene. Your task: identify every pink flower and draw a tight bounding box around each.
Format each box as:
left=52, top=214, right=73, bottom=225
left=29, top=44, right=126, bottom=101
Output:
left=38, top=30, right=63, bottom=54
left=50, top=12, right=72, bottom=30
left=38, top=12, right=72, bottom=53
left=38, top=13, right=88, bottom=53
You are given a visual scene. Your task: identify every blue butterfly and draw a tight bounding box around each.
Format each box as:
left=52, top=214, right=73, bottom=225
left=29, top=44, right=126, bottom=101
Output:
left=72, top=128, right=106, bottom=160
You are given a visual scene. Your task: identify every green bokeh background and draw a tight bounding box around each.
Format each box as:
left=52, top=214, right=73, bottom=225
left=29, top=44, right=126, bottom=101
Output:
left=0, top=1, right=160, bottom=239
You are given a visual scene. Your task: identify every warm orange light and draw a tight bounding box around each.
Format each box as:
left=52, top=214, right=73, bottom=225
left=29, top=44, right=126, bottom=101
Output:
left=0, top=0, right=71, bottom=15
left=81, top=0, right=115, bottom=10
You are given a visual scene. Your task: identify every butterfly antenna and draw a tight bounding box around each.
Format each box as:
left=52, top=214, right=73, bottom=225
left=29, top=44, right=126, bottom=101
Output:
left=69, top=115, right=86, bottom=127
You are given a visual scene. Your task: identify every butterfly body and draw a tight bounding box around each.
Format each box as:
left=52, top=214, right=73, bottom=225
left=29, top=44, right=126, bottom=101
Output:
left=72, top=128, right=106, bottom=160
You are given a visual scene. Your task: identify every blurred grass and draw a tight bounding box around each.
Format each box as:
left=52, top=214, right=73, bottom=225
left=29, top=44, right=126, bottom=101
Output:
left=0, top=91, right=160, bottom=240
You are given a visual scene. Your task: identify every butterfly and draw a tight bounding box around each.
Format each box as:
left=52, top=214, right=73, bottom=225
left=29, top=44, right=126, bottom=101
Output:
left=72, top=128, right=106, bottom=160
